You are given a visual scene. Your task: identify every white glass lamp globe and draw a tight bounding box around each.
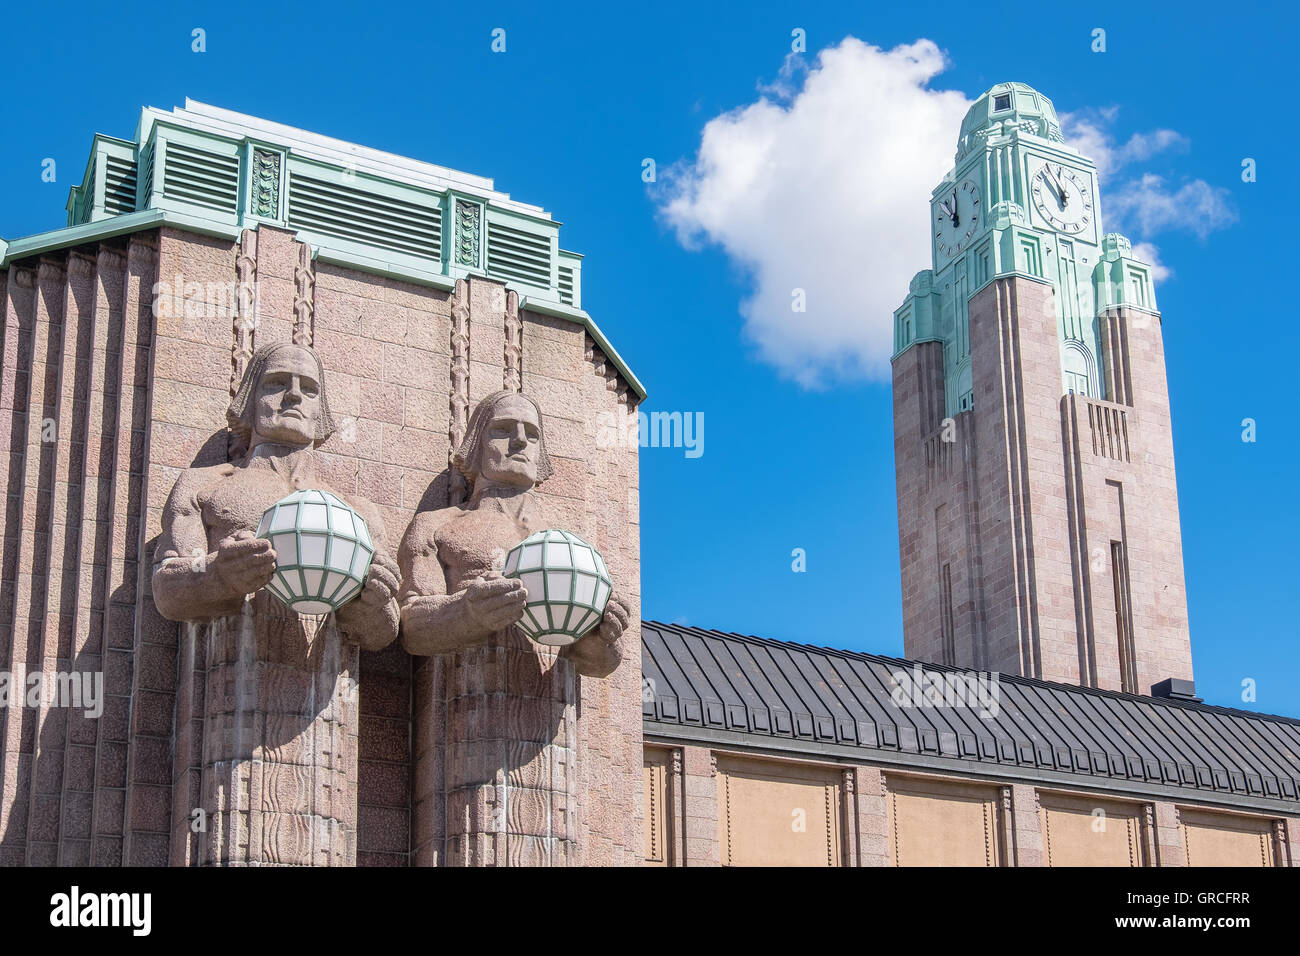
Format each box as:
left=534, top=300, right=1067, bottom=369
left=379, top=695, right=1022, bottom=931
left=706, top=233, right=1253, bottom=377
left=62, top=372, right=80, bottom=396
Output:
left=255, top=489, right=374, bottom=615
left=503, top=529, right=612, bottom=646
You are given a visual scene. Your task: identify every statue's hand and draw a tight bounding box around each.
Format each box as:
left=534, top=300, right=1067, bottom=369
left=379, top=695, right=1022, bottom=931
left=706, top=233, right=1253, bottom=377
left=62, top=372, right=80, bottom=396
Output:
left=595, top=591, right=631, bottom=645
left=355, top=551, right=400, bottom=610
left=336, top=550, right=400, bottom=650
left=464, top=573, right=527, bottom=631
left=561, top=591, right=629, bottom=678
left=213, top=530, right=276, bottom=596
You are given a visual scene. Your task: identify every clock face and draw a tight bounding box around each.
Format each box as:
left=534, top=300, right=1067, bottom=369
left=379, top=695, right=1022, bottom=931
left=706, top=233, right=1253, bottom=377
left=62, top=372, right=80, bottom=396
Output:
left=934, top=179, right=981, bottom=259
left=1031, top=162, right=1092, bottom=234
left=930, top=179, right=977, bottom=260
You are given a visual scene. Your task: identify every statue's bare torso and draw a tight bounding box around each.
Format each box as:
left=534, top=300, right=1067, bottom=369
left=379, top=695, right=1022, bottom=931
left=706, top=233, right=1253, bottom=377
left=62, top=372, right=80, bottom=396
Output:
left=421, top=497, right=541, bottom=593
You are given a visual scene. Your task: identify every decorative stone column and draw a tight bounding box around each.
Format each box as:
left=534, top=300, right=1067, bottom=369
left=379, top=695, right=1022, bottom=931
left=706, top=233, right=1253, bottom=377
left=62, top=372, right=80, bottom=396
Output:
left=680, top=746, right=720, bottom=867
left=1152, top=802, right=1187, bottom=866
left=854, top=766, right=889, bottom=866
left=196, top=596, right=359, bottom=865
left=400, top=390, right=631, bottom=866
left=441, top=629, right=578, bottom=866
left=1007, top=783, right=1045, bottom=866
left=153, top=342, right=400, bottom=866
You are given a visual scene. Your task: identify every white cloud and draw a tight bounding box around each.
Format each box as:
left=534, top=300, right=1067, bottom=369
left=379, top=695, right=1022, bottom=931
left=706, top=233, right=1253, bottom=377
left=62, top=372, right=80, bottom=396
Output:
left=1109, top=173, right=1237, bottom=240
left=1061, top=109, right=1187, bottom=180
left=1121, top=129, right=1190, bottom=166
left=659, top=42, right=1230, bottom=386
left=1130, top=242, right=1172, bottom=282
left=657, top=38, right=970, bottom=387
left=1062, top=108, right=1232, bottom=282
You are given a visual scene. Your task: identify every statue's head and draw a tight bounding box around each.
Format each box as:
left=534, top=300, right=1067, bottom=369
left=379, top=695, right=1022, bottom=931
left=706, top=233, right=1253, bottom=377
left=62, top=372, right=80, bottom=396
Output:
left=227, top=342, right=336, bottom=453
left=455, top=390, right=554, bottom=493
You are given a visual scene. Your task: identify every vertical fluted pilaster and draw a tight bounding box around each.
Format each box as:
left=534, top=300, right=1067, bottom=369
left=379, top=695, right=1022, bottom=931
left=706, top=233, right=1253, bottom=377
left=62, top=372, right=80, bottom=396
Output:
left=38, top=251, right=95, bottom=864
left=0, top=260, right=61, bottom=863
left=115, top=234, right=161, bottom=865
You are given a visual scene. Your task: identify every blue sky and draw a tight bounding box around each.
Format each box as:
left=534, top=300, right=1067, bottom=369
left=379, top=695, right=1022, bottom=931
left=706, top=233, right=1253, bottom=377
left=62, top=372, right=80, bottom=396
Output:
left=2, top=1, right=1296, bottom=716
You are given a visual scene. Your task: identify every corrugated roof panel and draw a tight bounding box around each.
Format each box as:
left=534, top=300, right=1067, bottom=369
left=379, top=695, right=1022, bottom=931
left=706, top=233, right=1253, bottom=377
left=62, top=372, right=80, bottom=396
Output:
left=640, top=620, right=1300, bottom=810
left=699, top=634, right=769, bottom=733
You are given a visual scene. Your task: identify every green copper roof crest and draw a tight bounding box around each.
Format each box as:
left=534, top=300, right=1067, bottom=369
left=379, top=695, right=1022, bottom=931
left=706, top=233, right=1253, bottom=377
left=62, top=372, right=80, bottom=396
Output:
left=1, top=99, right=645, bottom=401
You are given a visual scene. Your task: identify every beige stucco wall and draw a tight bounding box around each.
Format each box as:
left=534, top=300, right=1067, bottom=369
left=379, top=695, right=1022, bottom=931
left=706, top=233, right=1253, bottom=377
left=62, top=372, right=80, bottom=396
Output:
left=644, top=746, right=1295, bottom=868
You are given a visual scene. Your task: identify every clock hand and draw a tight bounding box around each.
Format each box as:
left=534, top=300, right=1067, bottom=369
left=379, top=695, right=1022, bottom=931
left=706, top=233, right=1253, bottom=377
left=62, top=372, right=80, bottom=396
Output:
left=1045, top=167, right=1068, bottom=207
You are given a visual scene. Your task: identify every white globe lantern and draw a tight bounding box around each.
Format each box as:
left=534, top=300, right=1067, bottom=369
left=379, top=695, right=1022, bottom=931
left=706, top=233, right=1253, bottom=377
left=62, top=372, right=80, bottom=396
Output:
left=255, top=489, right=374, bottom=615
left=503, top=529, right=612, bottom=646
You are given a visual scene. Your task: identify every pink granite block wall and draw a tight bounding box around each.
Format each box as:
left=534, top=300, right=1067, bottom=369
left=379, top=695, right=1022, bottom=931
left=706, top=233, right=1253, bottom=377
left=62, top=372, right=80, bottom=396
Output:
left=1, top=221, right=645, bottom=867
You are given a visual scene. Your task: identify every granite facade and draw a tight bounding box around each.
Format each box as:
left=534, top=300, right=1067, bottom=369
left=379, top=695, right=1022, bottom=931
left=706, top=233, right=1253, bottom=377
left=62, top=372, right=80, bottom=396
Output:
left=0, top=223, right=643, bottom=865
left=893, top=275, right=1193, bottom=692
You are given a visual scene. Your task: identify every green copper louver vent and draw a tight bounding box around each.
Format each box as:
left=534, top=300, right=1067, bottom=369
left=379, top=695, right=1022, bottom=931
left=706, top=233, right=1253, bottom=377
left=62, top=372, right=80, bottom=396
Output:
left=163, top=142, right=240, bottom=212
left=13, top=101, right=647, bottom=401
left=77, top=186, right=94, bottom=225
left=287, top=172, right=442, bottom=262
left=103, top=155, right=137, bottom=217
left=558, top=264, right=575, bottom=305
left=136, top=145, right=154, bottom=211
left=487, top=220, right=551, bottom=288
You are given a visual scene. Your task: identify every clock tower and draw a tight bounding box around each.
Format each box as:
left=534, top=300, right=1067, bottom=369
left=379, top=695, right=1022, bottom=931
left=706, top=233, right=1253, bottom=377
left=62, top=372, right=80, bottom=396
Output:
left=892, top=82, right=1194, bottom=695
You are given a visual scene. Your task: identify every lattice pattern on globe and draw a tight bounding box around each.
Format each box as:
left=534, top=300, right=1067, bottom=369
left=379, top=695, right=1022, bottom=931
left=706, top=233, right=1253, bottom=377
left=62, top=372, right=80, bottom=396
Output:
left=257, top=489, right=375, bottom=614
left=504, top=529, right=612, bottom=646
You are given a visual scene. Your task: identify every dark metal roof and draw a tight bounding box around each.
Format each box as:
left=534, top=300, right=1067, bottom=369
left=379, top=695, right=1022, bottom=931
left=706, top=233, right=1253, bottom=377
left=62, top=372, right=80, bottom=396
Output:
left=641, top=621, right=1300, bottom=813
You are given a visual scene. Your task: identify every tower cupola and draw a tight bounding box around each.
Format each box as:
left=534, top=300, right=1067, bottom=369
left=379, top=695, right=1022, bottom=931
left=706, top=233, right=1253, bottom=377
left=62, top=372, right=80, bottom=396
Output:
left=956, top=82, right=1064, bottom=161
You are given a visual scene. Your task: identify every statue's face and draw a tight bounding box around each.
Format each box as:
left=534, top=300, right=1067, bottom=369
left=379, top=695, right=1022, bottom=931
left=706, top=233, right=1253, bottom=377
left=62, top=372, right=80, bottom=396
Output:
left=479, top=395, right=541, bottom=489
left=252, top=347, right=321, bottom=448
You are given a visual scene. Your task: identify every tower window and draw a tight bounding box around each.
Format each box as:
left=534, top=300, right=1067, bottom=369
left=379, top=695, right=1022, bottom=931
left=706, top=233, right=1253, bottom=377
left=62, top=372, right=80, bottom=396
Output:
left=940, top=563, right=956, bottom=666
left=993, top=93, right=1012, bottom=112
left=1065, top=371, right=1090, bottom=396
left=1112, top=541, right=1137, bottom=694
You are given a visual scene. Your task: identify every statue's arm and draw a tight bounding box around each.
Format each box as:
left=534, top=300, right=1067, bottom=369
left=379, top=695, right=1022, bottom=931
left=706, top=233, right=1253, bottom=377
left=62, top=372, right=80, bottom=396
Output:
left=333, top=498, right=400, bottom=652
left=398, top=512, right=497, bottom=655
left=151, top=469, right=248, bottom=621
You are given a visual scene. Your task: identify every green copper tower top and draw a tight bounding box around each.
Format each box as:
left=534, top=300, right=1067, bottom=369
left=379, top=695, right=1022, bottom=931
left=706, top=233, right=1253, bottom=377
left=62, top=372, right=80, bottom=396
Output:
left=0, top=98, right=644, bottom=400
left=956, top=82, right=1063, bottom=161
left=894, top=82, right=1158, bottom=414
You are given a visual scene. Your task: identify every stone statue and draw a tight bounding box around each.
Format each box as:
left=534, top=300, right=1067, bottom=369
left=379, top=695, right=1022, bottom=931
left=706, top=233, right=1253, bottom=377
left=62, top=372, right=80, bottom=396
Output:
left=152, top=341, right=399, bottom=865
left=400, top=389, right=629, bottom=674
left=153, top=342, right=400, bottom=642
left=399, top=389, right=630, bottom=865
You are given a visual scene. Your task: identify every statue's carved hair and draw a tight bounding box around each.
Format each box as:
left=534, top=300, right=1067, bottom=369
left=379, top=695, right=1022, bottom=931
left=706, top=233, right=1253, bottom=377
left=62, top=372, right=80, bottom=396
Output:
left=454, top=390, right=553, bottom=489
left=227, top=342, right=336, bottom=459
